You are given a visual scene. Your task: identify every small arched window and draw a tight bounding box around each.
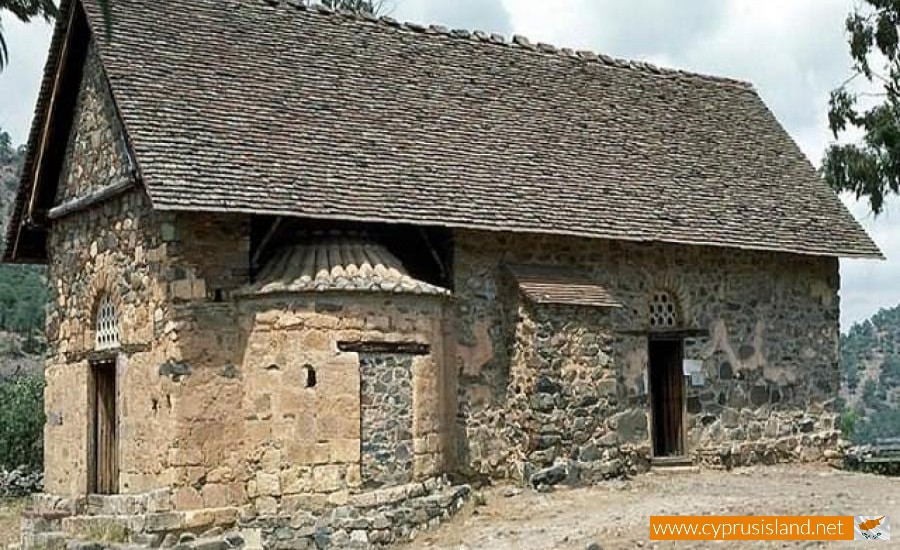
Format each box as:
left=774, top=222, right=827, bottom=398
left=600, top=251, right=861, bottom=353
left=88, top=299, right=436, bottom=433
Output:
left=649, top=291, right=679, bottom=329
left=95, top=294, right=120, bottom=350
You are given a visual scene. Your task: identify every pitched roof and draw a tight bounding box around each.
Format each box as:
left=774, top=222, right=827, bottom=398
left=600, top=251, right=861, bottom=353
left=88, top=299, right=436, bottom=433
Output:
left=5, top=0, right=883, bottom=261
left=508, top=264, right=622, bottom=308
left=239, top=233, right=450, bottom=296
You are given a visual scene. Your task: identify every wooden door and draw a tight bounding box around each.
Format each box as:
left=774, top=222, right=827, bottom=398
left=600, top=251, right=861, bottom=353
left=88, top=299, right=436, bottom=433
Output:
left=89, top=360, right=118, bottom=494
left=649, top=339, right=685, bottom=457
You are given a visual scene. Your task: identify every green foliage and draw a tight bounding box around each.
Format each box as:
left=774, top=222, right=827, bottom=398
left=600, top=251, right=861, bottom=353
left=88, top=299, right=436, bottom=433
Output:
left=852, top=406, right=900, bottom=445
left=839, top=406, right=859, bottom=439
left=840, top=303, right=900, bottom=445
left=0, top=127, right=48, bottom=348
left=824, top=1, right=900, bottom=214
left=0, top=374, right=44, bottom=471
left=0, top=265, right=46, bottom=346
left=842, top=304, right=900, bottom=396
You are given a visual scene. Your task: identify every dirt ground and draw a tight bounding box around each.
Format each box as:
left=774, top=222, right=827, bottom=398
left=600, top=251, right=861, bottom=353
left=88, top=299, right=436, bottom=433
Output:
left=401, top=465, right=900, bottom=550
left=0, top=467, right=895, bottom=549
left=0, top=498, right=26, bottom=546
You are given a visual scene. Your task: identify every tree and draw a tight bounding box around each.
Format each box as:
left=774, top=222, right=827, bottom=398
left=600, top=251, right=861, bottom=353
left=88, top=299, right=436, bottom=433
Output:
left=824, top=1, right=900, bottom=215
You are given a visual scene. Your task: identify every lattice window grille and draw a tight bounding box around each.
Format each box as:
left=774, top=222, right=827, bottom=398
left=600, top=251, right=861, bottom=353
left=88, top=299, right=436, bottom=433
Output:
left=95, top=295, right=120, bottom=350
left=649, top=291, right=678, bottom=328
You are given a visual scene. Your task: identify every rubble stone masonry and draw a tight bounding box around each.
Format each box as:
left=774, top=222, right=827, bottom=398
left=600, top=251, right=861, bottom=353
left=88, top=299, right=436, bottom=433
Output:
left=29, top=39, right=844, bottom=549
left=452, top=230, right=841, bottom=482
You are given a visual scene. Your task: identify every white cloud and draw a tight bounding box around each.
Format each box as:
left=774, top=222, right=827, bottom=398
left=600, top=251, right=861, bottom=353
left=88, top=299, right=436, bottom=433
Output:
left=0, top=15, right=52, bottom=145
left=1, top=0, right=898, bottom=329
left=392, top=0, right=512, bottom=35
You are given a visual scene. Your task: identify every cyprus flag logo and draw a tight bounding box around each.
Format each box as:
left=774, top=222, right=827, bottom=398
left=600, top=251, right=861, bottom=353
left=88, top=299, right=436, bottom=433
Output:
left=855, top=516, right=890, bottom=541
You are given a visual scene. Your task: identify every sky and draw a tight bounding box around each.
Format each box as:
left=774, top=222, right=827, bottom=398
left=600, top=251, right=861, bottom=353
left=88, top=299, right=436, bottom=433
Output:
left=1, top=0, right=899, bottom=329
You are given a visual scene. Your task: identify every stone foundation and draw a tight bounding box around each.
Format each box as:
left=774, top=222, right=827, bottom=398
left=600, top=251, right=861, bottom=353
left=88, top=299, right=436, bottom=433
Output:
left=20, top=478, right=471, bottom=549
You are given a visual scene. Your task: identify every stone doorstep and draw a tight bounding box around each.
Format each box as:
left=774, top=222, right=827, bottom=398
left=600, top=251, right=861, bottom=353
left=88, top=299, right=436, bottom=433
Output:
left=347, top=480, right=439, bottom=509
left=54, top=507, right=240, bottom=544
left=84, top=490, right=172, bottom=516
left=144, top=507, right=240, bottom=533
left=22, top=509, right=70, bottom=521
left=62, top=514, right=146, bottom=539
left=21, top=531, right=69, bottom=550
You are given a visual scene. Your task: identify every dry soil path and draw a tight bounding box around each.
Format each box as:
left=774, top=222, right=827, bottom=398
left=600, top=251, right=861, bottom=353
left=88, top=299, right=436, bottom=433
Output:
left=399, top=465, right=900, bottom=549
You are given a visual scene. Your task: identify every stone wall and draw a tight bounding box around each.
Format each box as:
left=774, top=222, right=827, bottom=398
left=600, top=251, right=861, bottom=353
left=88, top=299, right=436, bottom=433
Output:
left=136, top=210, right=454, bottom=513
left=452, top=230, right=841, bottom=481
left=45, top=184, right=177, bottom=495
left=157, top=291, right=451, bottom=515
left=38, top=45, right=844, bottom=540
left=56, top=43, right=133, bottom=204
left=359, top=353, right=414, bottom=489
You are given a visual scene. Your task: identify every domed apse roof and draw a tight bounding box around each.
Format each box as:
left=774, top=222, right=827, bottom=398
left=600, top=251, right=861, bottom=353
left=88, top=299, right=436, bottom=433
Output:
left=240, top=235, right=450, bottom=297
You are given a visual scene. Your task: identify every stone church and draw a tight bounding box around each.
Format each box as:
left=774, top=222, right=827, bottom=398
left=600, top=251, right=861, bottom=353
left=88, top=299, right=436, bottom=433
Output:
left=4, top=0, right=882, bottom=547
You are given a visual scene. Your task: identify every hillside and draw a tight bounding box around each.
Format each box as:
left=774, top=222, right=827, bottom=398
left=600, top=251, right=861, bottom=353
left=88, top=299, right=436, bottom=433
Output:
left=0, top=129, right=46, bottom=378
left=840, top=304, right=900, bottom=443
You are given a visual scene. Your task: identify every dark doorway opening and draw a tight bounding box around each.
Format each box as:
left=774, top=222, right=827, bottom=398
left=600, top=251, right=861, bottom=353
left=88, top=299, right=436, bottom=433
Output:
left=88, top=359, right=118, bottom=494
left=649, top=339, right=685, bottom=457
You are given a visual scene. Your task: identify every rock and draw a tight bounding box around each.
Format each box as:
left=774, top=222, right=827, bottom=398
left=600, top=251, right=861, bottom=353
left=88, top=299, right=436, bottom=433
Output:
left=313, top=527, right=332, bottom=549
left=598, top=459, right=624, bottom=478
left=579, top=444, right=602, bottom=462
left=223, top=533, right=244, bottom=548
left=530, top=463, right=567, bottom=487
left=193, top=539, right=228, bottom=550
left=586, top=543, right=603, bottom=550
left=201, top=527, right=224, bottom=538
left=535, top=376, right=562, bottom=394
left=615, top=410, right=648, bottom=442
left=721, top=408, right=740, bottom=428
left=798, top=417, right=815, bottom=433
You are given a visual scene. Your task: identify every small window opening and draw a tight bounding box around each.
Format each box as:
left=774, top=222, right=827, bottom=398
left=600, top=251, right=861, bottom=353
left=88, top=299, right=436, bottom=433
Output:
left=649, top=291, right=678, bottom=328
left=95, top=294, right=120, bottom=350
left=304, top=365, right=317, bottom=388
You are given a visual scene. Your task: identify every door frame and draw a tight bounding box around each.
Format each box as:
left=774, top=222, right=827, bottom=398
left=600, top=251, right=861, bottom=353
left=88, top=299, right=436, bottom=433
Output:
left=87, top=355, right=119, bottom=495
left=647, top=335, right=687, bottom=458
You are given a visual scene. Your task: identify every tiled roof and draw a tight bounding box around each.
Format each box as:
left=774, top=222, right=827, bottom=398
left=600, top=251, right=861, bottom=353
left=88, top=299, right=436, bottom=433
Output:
left=508, top=264, right=623, bottom=308
left=8, top=0, right=884, bottom=259
left=239, top=234, right=450, bottom=296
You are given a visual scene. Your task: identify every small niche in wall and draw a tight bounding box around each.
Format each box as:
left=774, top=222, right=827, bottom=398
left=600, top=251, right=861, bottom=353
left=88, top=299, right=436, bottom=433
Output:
left=303, top=364, right=317, bottom=388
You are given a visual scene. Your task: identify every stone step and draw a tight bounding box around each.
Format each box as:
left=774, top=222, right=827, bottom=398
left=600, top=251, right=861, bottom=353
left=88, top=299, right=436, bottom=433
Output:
left=650, top=465, right=699, bottom=474
left=650, top=456, right=698, bottom=473
left=22, top=531, right=68, bottom=550
left=651, top=455, right=694, bottom=467
left=61, top=514, right=143, bottom=543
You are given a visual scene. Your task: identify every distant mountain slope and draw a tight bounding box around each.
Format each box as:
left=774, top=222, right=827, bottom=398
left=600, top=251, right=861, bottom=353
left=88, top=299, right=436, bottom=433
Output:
left=0, top=130, right=46, bottom=377
left=842, top=305, right=900, bottom=405
left=0, top=132, right=22, bottom=232
left=840, top=304, right=900, bottom=443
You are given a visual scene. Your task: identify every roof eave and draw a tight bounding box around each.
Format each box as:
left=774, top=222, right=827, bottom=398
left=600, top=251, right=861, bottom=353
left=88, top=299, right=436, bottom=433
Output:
left=3, top=0, right=84, bottom=264
left=146, top=201, right=885, bottom=260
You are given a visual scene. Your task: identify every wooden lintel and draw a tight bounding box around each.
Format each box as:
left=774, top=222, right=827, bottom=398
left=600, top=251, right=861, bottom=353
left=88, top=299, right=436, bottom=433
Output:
left=66, top=343, right=150, bottom=364
left=617, top=328, right=710, bottom=340
left=337, top=341, right=430, bottom=355
left=47, top=179, right=135, bottom=220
